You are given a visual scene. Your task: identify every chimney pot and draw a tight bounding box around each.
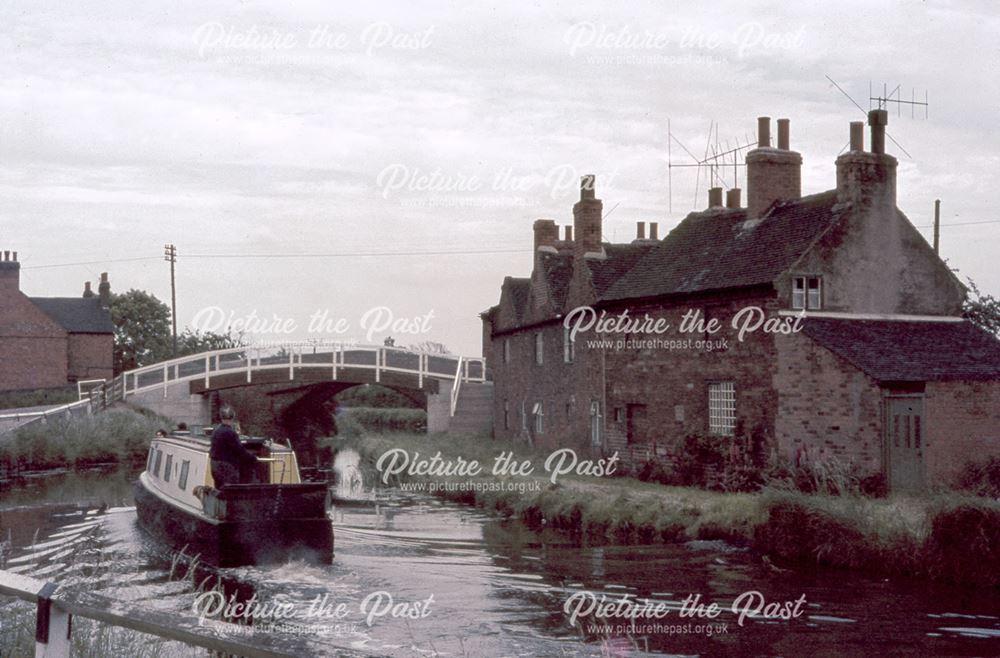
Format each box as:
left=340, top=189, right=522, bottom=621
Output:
left=2, top=251, right=8, bottom=261
left=777, top=118, right=790, bottom=150
left=649, top=222, right=659, bottom=240
left=868, top=109, right=888, bottom=155
left=580, top=174, right=596, bottom=200
left=726, top=188, right=742, bottom=209
left=708, top=187, right=724, bottom=208
left=849, top=121, right=864, bottom=151
left=98, top=272, right=111, bottom=308
left=636, top=221, right=645, bottom=240
left=757, top=116, right=771, bottom=148
left=564, top=225, right=573, bottom=241
left=12, top=252, right=16, bottom=262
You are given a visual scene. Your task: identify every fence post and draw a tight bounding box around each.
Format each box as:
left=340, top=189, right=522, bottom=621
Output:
left=35, top=581, right=71, bottom=658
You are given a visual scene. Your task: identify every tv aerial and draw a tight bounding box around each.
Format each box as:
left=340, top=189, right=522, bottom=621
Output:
left=825, top=75, right=929, bottom=158
left=667, top=119, right=756, bottom=213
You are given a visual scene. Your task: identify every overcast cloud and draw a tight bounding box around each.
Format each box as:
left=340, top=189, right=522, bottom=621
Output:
left=2, top=1, right=998, bottom=354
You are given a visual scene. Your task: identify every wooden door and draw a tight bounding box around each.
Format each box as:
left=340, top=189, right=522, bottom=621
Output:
left=887, top=397, right=925, bottom=491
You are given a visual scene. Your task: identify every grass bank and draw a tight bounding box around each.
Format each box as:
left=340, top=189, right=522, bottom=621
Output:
left=0, top=406, right=167, bottom=473
left=336, top=432, right=1000, bottom=588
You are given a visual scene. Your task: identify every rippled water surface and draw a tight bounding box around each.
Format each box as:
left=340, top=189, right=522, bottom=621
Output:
left=2, top=466, right=1000, bottom=657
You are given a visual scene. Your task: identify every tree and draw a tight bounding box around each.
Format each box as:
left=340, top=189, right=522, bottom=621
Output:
left=111, top=290, right=172, bottom=373
left=963, top=279, right=1000, bottom=338
left=111, top=289, right=246, bottom=374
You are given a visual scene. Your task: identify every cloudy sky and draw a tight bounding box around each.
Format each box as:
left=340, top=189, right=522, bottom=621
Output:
left=3, top=1, right=998, bottom=355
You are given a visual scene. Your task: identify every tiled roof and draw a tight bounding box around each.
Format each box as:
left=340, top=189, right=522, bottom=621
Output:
left=29, top=297, right=113, bottom=334
left=801, top=318, right=1000, bottom=382
left=538, top=250, right=574, bottom=311
left=505, top=277, right=530, bottom=324
left=602, top=191, right=846, bottom=302
left=589, top=243, right=657, bottom=297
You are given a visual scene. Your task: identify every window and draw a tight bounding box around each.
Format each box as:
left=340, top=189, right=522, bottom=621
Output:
left=520, top=400, right=528, bottom=432
left=708, top=382, right=736, bottom=437
left=503, top=399, right=510, bottom=430
left=146, top=450, right=154, bottom=473
left=563, top=325, right=575, bottom=363
left=164, top=454, right=173, bottom=483
left=153, top=450, right=162, bottom=478
left=503, top=337, right=511, bottom=363
left=535, top=333, right=544, bottom=365
left=533, top=401, right=544, bottom=434
left=178, top=460, right=190, bottom=490
left=590, top=401, right=602, bottom=446
left=614, top=407, right=624, bottom=423
left=792, top=276, right=822, bottom=310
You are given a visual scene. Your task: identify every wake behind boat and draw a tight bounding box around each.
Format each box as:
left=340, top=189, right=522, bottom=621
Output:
left=133, top=432, right=334, bottom=567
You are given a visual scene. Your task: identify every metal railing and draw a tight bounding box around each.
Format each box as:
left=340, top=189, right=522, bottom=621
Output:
left=0, top=568, right=357, bottom=658
left=1, top=343, right=485, bottom=435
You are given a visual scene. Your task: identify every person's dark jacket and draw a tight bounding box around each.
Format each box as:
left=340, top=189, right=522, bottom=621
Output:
left=209, top=424, right=258, bottom=467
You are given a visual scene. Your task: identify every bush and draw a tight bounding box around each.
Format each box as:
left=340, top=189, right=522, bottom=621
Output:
left=924, top=501, right=1000, bottom=587
left=332, top=407, right=426, bottom=437
left=955, top=457, right=1000, bottom=498
left=0, top=408, right=164, bottom=471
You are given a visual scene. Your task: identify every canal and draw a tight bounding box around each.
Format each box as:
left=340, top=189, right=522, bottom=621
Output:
left=2, top=464, right=1000, bottom=657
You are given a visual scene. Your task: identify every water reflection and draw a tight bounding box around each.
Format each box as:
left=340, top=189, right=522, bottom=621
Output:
left=2, top=466, right=1000, bottom=656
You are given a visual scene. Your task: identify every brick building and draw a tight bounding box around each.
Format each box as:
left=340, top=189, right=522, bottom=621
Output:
left=0, top=252, right=114, bottom=392
left=482, top=112, right=1000, bottom=491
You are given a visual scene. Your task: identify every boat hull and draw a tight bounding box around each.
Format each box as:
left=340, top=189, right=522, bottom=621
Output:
left=133, top=479, right=334, bottom=568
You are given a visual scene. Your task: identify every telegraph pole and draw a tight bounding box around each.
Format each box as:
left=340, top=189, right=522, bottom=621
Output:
left=164, top=244, right=177, bottom=356
left=933, top=199, right=941, bottom=255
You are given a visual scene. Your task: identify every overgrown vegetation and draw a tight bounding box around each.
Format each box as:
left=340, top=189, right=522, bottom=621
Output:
left=629, top=430, right=888, bottom=497
left=331, top=407, right=426, bottom=438
left=0, top=407, right=165, bottom=472
left=955, top=456, right=1000, bottom=498
left=335, top=431, right=1000, bottom=588
left=335, top=383, right=421, bottom=409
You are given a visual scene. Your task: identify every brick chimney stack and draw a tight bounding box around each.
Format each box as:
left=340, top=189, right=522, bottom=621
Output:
left=835, top=110, right=897, bottom=209
left=573, top=175, right=604, bottom=259
left=564, top=225, right=573, bottom=242
left=746, top=116, right=802, bottom=218
left=533, top=219, right=559, bottom=254
left=83, top=281, right=95, bottom=298
left=0, top=250, right=20, bottom=295
left=98, top=272, right=111, bottom=308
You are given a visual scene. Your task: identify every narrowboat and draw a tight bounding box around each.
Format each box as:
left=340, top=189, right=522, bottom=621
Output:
left=133, top=432, right=333, bottom=567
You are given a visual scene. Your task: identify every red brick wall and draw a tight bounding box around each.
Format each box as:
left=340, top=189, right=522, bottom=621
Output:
left=601, top=293, right=781, bottom=467
left=0, top=291, right=69, bottom=391
left=774, top=330, right=884, bottom=475
left=489, top=320, right=601, bottom=453
left=924, top=381, right=1000, bottom=484
left=67, top=333, right=114, bottom=383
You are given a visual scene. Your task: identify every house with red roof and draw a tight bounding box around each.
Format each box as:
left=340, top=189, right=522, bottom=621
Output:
left=482, top=112, right=1000, bottom=491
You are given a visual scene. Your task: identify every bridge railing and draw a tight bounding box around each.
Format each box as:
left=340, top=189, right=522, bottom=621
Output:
left=0, top=344, right=484, bottom=436
left=116, top=343, right=485, bottom=399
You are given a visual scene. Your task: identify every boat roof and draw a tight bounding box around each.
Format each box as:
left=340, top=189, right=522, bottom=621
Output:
left=152, top=434, right=295, bottom=453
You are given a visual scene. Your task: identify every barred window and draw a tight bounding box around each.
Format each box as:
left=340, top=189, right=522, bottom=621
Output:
left=708, top=382, right=736, bottom=437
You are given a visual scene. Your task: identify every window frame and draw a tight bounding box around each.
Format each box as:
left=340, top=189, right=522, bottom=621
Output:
left=164, top=453, right=173, bottom=483
left=563, top=325, right=575, bottom=363
left=178, top=460, right=190, bottom=490
left=707, top=381, right=736, bottom=437
left=792, top=275, right=822, bottom=310
left=153, top=450, right=162, bottom=478
left=533, top=401, right=544, bottom=434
